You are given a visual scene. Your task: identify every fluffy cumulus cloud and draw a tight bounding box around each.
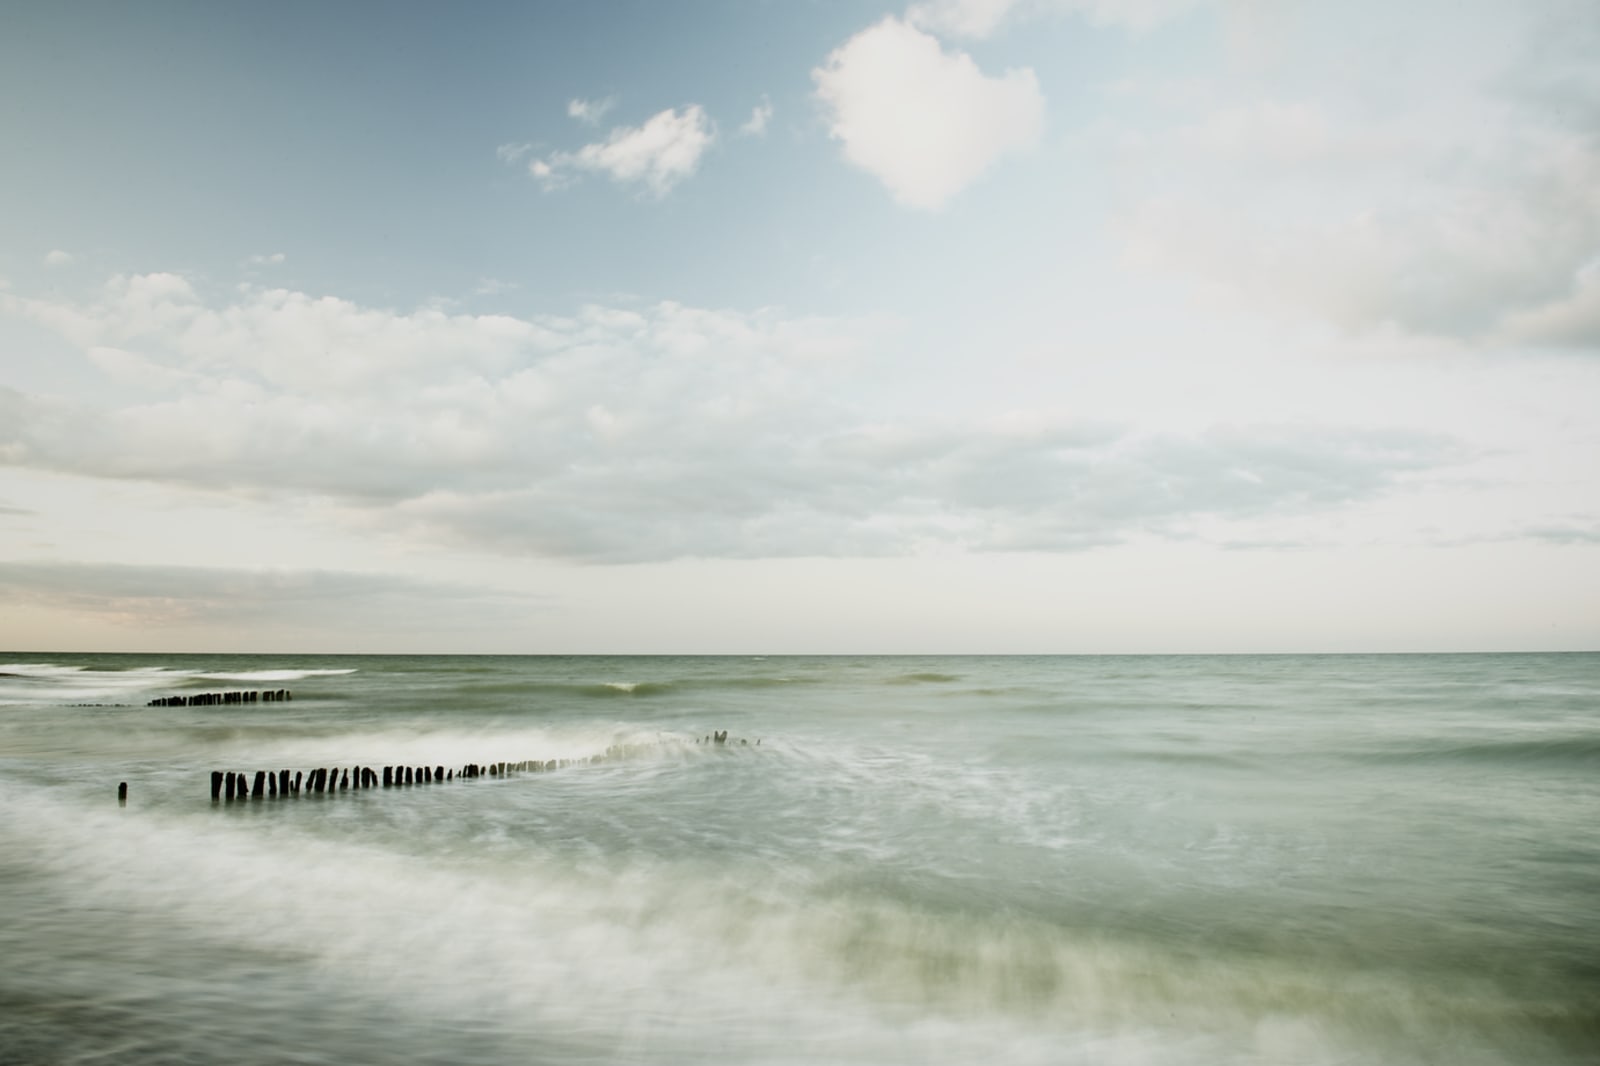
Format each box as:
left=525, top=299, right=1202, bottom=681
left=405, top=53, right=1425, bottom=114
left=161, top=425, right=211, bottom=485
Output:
left=531, top=105, right=715, bottom=196
left=813, top=17, right=1044, bottom=210
left=1108, top=2, right=1600, bottom=349
left=0, top=274, right=1464, bottom=563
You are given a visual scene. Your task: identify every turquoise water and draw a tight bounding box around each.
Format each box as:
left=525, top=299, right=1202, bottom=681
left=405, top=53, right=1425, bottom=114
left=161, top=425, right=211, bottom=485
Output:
left=1, top=653, right=1596, bottom=1064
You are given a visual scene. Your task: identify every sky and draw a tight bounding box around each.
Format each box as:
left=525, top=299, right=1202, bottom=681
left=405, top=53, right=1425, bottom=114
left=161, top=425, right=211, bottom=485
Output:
left=1, top=0, right=1597, bottom=654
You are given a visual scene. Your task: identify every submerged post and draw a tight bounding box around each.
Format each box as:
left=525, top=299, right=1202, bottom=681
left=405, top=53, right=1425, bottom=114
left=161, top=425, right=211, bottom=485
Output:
left=118, top=782, right=127, bottom=807
left=211, top=771, right=224, bottom=802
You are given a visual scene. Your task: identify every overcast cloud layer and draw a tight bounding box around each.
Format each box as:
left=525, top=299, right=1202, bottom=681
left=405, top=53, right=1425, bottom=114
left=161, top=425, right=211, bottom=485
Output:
left=0, top=0, right=1596, bottom=651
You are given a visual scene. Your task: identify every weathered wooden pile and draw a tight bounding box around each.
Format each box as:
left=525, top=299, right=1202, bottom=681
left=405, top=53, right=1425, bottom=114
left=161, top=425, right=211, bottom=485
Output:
left=150, top=690, right=291, bottom=707
left=209, top=734, right=755, bottom=803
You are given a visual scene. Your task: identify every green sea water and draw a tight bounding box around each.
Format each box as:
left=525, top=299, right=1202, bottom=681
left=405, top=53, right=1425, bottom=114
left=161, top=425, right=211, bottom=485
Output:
left=1, top=653, right=1596, bottom=1064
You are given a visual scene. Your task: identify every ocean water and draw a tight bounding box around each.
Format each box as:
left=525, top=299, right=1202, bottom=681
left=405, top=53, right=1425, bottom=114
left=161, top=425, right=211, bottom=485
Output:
left=0, top=652, right=1596, bottom=1066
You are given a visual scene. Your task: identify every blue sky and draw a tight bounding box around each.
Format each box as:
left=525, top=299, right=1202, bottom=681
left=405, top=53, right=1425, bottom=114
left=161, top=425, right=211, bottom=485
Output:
left=2, top=0, right=1598, bottom=653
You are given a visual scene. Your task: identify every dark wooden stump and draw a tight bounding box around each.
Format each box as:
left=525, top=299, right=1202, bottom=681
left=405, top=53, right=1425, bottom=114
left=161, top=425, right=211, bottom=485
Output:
left=211, top=771, right=224, bottom=801
left=118, top=782, right=127, bottom=806
left=252, top=770, right=266, bottom=799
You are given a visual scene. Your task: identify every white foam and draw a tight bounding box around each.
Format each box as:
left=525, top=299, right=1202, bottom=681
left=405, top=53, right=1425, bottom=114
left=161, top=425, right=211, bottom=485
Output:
left=193, top=668, right=359, bottom=682
left=0, top=663, right=189, bottom=705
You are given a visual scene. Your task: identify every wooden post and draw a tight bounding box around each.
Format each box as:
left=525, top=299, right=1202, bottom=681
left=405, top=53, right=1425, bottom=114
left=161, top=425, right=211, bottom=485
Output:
left=118, top=782, right=127, bottom=806
left=252, top=770, right=266, bottom=799
left=383, top=766, right=392, bottom=787
left=211, top=771, right=224, bottom=801
left=293, top=770, right=302, bottom=795
left=225, top=772, right=237, bottom=801
left=340, top=769, right=349, bottom=790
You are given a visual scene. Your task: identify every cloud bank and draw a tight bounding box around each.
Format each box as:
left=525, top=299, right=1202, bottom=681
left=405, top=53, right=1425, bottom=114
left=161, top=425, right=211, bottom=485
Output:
left=1108, top=3, right=1600, bottom=349
left=0, top=274, right=1462, bottom=563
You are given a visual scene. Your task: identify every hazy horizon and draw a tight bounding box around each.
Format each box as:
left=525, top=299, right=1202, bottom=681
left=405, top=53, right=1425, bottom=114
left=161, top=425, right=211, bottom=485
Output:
left=3, top=0, right=1597, bottom=654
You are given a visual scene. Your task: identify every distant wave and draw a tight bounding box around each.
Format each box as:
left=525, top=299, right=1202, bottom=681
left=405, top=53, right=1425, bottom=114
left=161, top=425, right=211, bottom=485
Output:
left=0, top=663, right=174, bottom=679
left=194, top=669, right=359, bottom=682
left=0, top=663, right=186, bottom=706
left=884, top=672, right=962, bottom=685
left=461, top=676, right=810, bottom=700
left=1358, top=734, right=1600, bottom=769
left=0, top=662, right=354, bottom=706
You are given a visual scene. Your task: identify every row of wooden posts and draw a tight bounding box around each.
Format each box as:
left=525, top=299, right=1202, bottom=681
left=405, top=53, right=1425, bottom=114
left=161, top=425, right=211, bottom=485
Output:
left=150, top=689, right=291, bottom=707
left=209, top=736, right=753, bottom=803
left=212, top=760, right=579, bottom=801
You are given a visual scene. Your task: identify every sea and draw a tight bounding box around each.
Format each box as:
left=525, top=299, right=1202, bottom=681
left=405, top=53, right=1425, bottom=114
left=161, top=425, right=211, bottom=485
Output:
left=0, top=652, right=1596, bottom=1066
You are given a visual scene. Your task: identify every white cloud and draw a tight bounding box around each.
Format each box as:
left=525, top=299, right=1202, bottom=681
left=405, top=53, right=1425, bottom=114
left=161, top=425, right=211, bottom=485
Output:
left=813, top=18, right=1044, bottom=210
left=1119, top=109, right=1600, bottom=341
left=0, top=273, right=1466, bottom=563
left=530, top=106, right=716, bottom=196
left=567, top=96, right=616, bottom=125
left=1498, top=261, right=1600, bottom=348
left=739, top=96, right=774, bottom=137
left=496, top=141, right=534, bottom=164
left=43, top=250, right=74, bottom=268
left=907, top=0, right=1018, bottom=38
left=1104, top=4, right=1600, bottom=348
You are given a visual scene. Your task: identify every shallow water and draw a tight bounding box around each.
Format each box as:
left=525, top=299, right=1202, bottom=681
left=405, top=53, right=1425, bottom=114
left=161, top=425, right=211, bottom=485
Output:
left=1, top=653, right=1596, bottom=1064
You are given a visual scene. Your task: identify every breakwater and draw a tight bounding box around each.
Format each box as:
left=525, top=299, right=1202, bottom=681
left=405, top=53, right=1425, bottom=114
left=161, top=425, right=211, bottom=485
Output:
left=207, top=734, right=754, bottom=803
left=149, top=689, right=291, bottom=706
